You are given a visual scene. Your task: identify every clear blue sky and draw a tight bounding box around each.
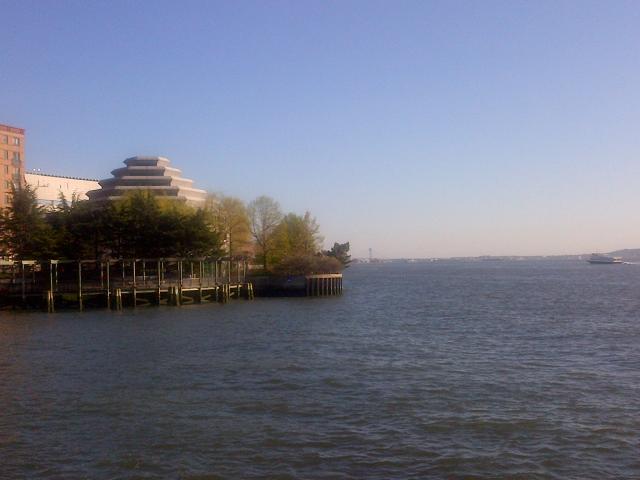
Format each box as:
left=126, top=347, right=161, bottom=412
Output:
left=2, top=0, right=640, bottom=258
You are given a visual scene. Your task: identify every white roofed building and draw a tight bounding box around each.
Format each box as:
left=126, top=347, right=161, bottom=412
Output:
left=25, top=172, right=100, bottom=208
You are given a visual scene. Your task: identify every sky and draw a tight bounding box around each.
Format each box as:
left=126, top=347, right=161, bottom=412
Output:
left=2, top=0, right=640, bottom=258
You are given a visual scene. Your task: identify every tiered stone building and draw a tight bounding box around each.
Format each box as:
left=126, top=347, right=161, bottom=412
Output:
left=87, top=156, right=207, bottom=207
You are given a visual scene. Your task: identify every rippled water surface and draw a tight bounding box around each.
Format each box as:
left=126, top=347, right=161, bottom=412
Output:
left=2, top=261, right=640, bottom=479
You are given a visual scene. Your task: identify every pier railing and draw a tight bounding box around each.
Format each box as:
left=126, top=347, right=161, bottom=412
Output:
left=0, top=257, right=254, bottom=311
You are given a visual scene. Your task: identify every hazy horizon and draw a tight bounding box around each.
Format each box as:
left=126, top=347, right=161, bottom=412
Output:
left=2, top=1, right=639, bottom=258
left=355, top=247, right=640, bottom=260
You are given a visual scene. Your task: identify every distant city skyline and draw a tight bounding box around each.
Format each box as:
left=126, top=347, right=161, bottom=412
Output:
left=2, top=1, right=639, bottom=258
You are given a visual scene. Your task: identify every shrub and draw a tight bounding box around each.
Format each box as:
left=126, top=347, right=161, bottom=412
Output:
left=272, top=254, right=343, bottom=276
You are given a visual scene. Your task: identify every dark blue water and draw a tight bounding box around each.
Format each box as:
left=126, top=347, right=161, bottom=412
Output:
left=1, top=261, right=640, bottom=479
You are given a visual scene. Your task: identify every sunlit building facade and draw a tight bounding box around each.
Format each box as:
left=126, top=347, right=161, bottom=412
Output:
left=0, top=123, right=25, bottom=209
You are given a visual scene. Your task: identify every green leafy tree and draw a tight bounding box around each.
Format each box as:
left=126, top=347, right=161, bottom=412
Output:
left=325, top=242, right=351, bottom=268
left=159, top=201, right=221, bottom=257
left=211, top=195, right=252, bottom=258
left=117, top=191, right=163, bottom=258
left=271, top=212, right=322, bottom=263
left=43, top=192, right=222, bottom=260
left=0, top=184, right=55, bottom=259
left=47, top=194, right=112, bottom=259
left=268, top=211, right=330, bottom=275
left=184, top=208, right=222, bottom=257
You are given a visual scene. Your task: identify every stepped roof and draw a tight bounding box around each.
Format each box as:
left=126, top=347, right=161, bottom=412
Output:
left=86, top=156, right=207, bottom=206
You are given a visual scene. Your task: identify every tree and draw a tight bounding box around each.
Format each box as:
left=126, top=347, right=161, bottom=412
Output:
left=46, top=194, right=109, bottom=259
left=183, top=208, right=222, bottom=257
left=159, top=201, right=221, bottom=258
left=268, top=211, right=327, bottom=275
left=0, top=184, right=55, bottom=259
left=301, top=211, right=323, bottom=254
left=120, top=191, right=162, bottom=257
left=211, top=195, right=251, bottom=258
left=41, top=192, right=223, bottom=260
left=325, top=242, right=351, bottom=268
left=247, top=195, right=282, bottom=271
left=271, top=211, right=323, bottom=263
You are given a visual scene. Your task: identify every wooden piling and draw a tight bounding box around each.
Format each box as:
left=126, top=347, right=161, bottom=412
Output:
left=304, top=274, right=343, bottom=297
left=3, top=256, right=334, bottom=311
left=21, top=262, right=26, bottom=304
left=113, top=288, right=123, bottom=311
left=78, top=261, right=83, bottom=311
left=46, top=290, right=54, bottom=313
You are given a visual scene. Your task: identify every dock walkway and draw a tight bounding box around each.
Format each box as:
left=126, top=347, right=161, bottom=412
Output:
left=0, top=258, right=254, bottom=311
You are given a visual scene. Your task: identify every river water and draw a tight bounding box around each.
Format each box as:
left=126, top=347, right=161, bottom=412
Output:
left=1, top=261, right=639, bottom=479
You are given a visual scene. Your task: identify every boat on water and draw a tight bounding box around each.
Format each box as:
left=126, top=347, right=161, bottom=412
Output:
left=587, top=253, right=623, bottom=264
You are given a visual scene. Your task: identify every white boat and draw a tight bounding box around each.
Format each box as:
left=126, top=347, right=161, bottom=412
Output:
left=587, top=253, right=623, bottom=264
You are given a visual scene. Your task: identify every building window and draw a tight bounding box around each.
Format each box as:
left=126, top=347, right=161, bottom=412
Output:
left=12, top=137, right=20, bottom=146
left=1, top=135, right=7, bottom=144
left=12, top=152, right=20, bottom=162
left=3, top=165, right=8, bottom=174
left=1, top=150, right=6, bottom=160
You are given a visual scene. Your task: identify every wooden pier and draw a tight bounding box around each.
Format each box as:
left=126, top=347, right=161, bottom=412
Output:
left=0, top=258, right=254, bottom=311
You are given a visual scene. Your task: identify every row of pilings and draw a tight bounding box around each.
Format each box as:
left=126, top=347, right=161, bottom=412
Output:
left=305, top=274, right=344, bottom=297
left=0, top=257, right=254, bottom=311
left=1, top=258, right=344, bottom=310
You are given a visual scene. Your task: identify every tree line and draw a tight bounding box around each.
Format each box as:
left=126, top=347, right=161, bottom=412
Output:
left=0, top=186, right=350, bottom=275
